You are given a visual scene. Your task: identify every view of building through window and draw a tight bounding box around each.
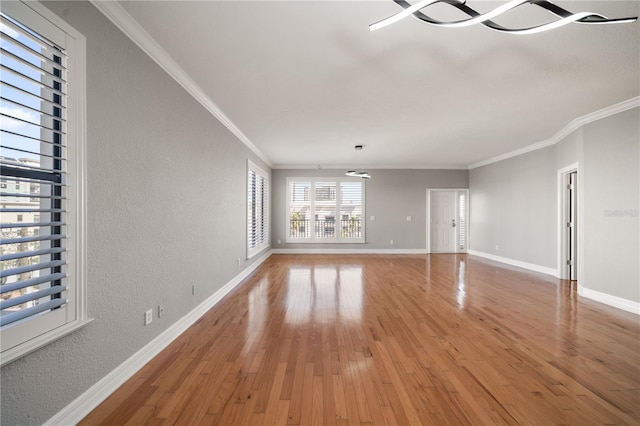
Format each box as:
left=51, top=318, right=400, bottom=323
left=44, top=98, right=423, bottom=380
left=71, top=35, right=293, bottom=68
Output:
left=1, top=8, right=68, bottom=331
left=288, top=178, right=364, bottom=242
left=1, top=158, right=47, bottom=314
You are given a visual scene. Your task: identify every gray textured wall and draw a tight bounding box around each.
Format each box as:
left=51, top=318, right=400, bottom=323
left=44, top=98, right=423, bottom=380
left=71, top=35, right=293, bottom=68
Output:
left=469, top=107, right=639, bottom=304
left=0, top=2, right=270, bottom=425
left=272, top=169, right=469, bottom=250
left=582, top=108, right=639, bottom=302
left=469, top=146, right=560, bottom=268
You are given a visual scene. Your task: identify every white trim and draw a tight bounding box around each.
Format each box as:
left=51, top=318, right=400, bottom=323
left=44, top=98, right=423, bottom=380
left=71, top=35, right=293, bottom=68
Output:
left=578, top=285, right=640, bottom=315
left=89, top=0, right=272, bottom=168
left=469, top=97, right=640, bottom=169
left=89, top=2, right=637, bottom=173
left=0, top=0, right=90, bottom=366
left=272, top=248, right=427, bottom=254
left=44, top=250, right=273, bottom=426
left=0, top=319, right=93, bottom=366
left=557, top=163, right=579, bottom=280
left=247, top=160, right=269, bottom=259
left=468, top=250, right=559, bottom=278
left=286, top=177, right=366, bottom=244
left=272, top=164, right=467, bottom=170
left=426, top=188, right=469, bottom=254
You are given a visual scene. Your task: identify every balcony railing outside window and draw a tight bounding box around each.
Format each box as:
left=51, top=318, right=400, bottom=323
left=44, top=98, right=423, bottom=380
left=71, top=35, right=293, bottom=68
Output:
left=289, top=218, right=361, bottom=239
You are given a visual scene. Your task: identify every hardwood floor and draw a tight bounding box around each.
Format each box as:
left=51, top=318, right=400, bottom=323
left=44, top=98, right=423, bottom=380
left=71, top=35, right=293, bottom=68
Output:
left=80, top=254, right=640, bottom=425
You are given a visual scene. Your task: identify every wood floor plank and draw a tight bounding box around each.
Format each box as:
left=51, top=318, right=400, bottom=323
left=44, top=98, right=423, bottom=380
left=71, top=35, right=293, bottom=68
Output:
left=79, top=254, right=640, bottom=425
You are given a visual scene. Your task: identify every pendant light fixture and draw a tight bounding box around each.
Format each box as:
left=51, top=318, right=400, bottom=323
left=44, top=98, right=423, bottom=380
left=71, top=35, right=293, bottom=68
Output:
left=370, top=0, right=637, bottom=34
left=346, top=145, right=371, bottom=179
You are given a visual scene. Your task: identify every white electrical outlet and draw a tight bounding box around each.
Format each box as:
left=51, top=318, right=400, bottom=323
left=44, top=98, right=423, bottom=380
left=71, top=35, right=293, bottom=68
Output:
left=390, top=239, right=394, bottom=245
left=370, top=216, right=375, bottom=221
left=406, top=216, right=412, bottom=221
left=495, top=245, right=499, bottom=251
left=237, top=258, right=241, bottom=266
left=144, top=309, right=153, bottom=326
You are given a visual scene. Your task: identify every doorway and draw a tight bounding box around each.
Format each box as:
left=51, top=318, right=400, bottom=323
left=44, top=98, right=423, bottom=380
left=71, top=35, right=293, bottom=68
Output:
left=566, top=171, right=578, bottom=280
left=558, top=165, right=578, bottom=281
left=427, top=189, right=468, bottom=253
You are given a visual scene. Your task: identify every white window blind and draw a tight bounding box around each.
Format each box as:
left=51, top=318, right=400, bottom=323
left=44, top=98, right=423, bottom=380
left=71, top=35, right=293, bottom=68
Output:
left=247, top=161, right=268, bottom=257
left=1, top=7, right=68, bottom=326
left=1, top=0, right=88, bottom=365
left=287, top=177, right=364, bottom=243
left=458, top=192, right=466, bottom=250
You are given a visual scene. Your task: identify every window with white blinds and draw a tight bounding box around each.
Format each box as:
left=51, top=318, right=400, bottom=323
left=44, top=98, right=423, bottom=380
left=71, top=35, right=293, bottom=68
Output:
left=287, top=177, right=365, bottom=243
left=247, top=161, right=268, bottom=257
left=1, top=0, right=87, bottom=365
left=458, top=192, right=466, bottom=250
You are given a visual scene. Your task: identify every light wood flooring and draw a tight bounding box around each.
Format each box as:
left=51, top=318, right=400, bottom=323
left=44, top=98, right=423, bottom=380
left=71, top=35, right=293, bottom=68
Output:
left=80, top=254, right=640, bottom=425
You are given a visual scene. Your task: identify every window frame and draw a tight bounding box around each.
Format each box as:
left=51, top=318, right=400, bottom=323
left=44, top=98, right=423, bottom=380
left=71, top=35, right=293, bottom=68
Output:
left=286, top=177, right=366, bottom=244
left=246, top=160, right=269, bottom=258
left=0, top=0, right=90, bottom=366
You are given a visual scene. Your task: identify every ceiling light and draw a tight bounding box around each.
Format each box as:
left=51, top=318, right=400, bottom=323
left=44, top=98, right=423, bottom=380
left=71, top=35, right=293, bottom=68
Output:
left=346, top=145, right=371, bottom=179
left=370, top=0, right=637, bottom=34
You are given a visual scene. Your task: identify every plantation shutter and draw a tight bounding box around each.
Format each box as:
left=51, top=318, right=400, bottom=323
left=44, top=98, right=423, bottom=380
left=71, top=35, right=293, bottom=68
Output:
left=288, top=181, right=311, bottom=239
left=0, top=10, right=68, bottom=327
left=247, top=163, right=268, bottom=254
left=287, top=177, right=365, bottom=242
left=248, top=170, right=258, bottom=249
left=458, top=191, right=466, bottom=250
left=340, top=181, right=363, bottom=239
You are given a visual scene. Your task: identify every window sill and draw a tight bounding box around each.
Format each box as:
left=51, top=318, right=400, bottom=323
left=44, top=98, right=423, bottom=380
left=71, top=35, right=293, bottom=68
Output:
left=1, top=318, right=94, bottom=366
left=247, top=244, right=270, bottom=259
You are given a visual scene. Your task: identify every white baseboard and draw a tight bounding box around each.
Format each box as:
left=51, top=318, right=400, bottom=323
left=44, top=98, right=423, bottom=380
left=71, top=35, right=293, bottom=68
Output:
left=272, top=248, right=428, bottom=254
left=469, top=251, right=639, bottom=315
left=578, top=285, right=640, bottom=315
left=467, top=250, right=559, bottom=278
left=45, top=250, right=273, bottom=426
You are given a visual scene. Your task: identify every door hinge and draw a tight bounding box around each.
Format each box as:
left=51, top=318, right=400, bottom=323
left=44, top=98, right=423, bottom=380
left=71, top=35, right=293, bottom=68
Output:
left=567, top=260, right=574, bottom=266
left=567, top=184, right=574, bottom=190
left=567, top=222, right=573, bottom=228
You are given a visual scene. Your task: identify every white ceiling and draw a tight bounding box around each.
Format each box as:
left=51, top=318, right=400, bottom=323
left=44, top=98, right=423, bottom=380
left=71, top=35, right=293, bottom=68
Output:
left=117, top=1, right=640, bottom=169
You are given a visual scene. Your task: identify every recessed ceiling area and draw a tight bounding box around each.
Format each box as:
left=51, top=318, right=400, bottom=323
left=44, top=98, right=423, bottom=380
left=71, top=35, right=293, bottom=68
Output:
left=117, top=1, right=640, bottom=169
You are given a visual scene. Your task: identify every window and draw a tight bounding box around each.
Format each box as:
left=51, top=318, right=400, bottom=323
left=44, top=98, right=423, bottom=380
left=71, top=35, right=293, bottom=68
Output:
left=247, top=161, right=268, bottom=258
left=458, top=192, right=467, bottom=251
left=1, top=0, right=88, bottom=365
left=287, top=177, right=365, bottom=243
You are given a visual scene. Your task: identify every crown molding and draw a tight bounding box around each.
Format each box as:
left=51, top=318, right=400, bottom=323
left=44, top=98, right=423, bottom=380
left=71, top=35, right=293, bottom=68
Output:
left=468, top=97, right=640, bottom=169
left=271, top=164, right=467, bottom=170
left=89, top=0, right=273, bottom=168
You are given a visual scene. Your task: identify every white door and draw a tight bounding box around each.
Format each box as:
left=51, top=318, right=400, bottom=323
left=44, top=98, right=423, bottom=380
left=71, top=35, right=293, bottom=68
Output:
left=431, top=191, right=457, bottom=252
